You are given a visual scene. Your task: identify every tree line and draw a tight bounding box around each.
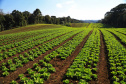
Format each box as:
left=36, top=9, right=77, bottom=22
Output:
left=101, top=4, right=126, bottom=28
left=0, top=8, right=82, bottom=31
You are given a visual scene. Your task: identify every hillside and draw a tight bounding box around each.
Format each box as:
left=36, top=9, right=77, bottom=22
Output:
left=0, top=24, right=62, bottom=35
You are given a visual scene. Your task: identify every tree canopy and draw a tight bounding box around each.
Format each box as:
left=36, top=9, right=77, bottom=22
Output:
left=101, top=4, right=126, bottom=27
left=0, top=8, right=83, bottom=31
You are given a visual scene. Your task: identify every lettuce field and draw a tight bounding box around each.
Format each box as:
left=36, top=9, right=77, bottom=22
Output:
left=0, top=24, right=126, bottom=84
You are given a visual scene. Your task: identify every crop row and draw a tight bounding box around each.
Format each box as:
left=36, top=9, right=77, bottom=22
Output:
left=0, top=29, right=75, bottom=60
left=0, top=28, right=66, bottom=45
left=113, top=28, right=126, bottom=35
left=0, top=29, right=83, bottom=77
left=10, top=29, right=92, bottom=84
left=63, top=29, right=100, bottom=84
left=0, top=28, right=72, bottom=52
left=101, top=29, right=126, bottom=84
left=106, top=29, right=126, bottom=44
left=0, top=30, right=46, bottom=45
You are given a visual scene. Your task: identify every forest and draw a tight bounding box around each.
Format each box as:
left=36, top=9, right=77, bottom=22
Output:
left=0, top=8, right=82, bottom=31
left=101, top=4, right=126, bottom=28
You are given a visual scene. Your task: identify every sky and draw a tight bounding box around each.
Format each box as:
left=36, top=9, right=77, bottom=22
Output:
left=0, top=0, right=126, bottom=20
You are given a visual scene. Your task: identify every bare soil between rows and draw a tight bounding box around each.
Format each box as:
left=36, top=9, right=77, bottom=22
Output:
left=91, top=31, right=110, bottom=84
left=0, top=31, right=81, bottom=84
left=44, top=30, right=93, bottom=84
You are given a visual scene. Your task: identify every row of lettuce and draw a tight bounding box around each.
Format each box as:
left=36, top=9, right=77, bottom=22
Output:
left=0, top=28, right=77, bottom=60
left=0, top=27, right=75, bottom=46
left=9, top=29, right=92, bottom=84
left=106, top=29, right=126, bottom=44
left=101, top=29, right=126, bottom=84
left=1, top=28, right=126, bottom=84
left=63, top=29, right=100, bottom=84
left=0, top=29, right=83, bottom=77
left=0, top=28, right=73, bottom=52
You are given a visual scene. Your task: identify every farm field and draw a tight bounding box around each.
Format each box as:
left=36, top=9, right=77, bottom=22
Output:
left=0, top=24, right=126, bottom=84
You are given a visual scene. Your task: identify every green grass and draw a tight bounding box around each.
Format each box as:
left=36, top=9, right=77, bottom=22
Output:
left=70, top=23, right=90, bottom=28
left=0, top=24, right=63, bottom=35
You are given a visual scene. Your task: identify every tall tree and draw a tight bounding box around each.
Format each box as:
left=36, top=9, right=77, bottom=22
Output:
left=45, top=15, right=51, bottom=24
left=0, top=14, right=5, bottom=31
left=11, top=10, right=26, bottom=27
left=23, top=11, right=31, bottom=24
left=102, top=4, right=126, bottom=27
left=4, top=14, right=15, bottom=30
left=51, top=16, right=56, bottom=24
left=33, top=8, right=42, bottom=23
left=66, top=16, right=71, bottom=23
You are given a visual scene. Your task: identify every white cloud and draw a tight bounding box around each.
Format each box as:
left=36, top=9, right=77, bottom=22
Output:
left=66, top=0, right=75, bottom=4
left=56, top=3, right=62, bottom=8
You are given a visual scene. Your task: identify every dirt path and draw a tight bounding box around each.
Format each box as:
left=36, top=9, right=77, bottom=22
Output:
left=0, top=31, right=81, bottom=84
left=44, top=30, right=93, bottom=84
left=96, top=31, right=110, bottom=84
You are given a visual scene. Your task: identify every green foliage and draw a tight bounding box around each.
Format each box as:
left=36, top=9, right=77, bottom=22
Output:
left=10, top=80, right=18, bottom=84
left=2, top=71, right=9, bottom=76
left=48, top=67, right=56, bottom=73
left=2, top=66, right=9, bottom=72
left=102, top=4, right=126, bottom=27
left=38, top=68, right=47, bottom=74
left=0, top=14, right=5, bottom=31
left=63, top=79, right=69, bottom=84
left=35, top=66, right=41, bottom=71
left=18, top=74, right=24, bottom=79
left=34, top=77, right=44, bottom=84
left=78, top=79, right=88, bottom=84
left=91, top=74, right=97, bottom=79
left=4, top=14, right=15, bottom=30
left=33, top=63, right=38, bottom=68
left=41, top=72, right=50, bottom=80
left=101, top=29, right=126, bottom=83
left=10, top=64, right=16, bottom=71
